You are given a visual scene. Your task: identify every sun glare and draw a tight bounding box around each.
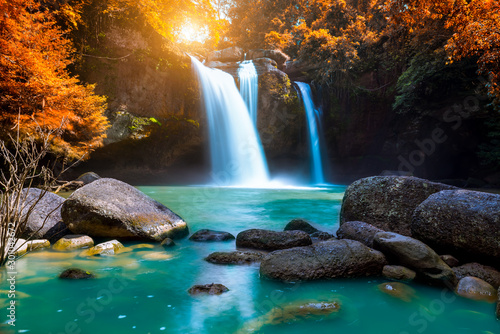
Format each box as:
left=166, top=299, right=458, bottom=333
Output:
left=178, top=23, right=209, bottom=43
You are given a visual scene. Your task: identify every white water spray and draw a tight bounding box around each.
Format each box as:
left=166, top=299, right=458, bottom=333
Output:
left=191, top=56, right=270, bottom=187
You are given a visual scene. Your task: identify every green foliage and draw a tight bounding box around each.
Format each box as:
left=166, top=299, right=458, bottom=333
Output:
left=478, top=117, right=500, bottom=168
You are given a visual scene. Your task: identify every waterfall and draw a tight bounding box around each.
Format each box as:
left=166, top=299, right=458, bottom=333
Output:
left=191, top=56, right=270, bottom=187
left=238, top=61, right=259, bottom=125
left=295, top=82, right=326, bottom=185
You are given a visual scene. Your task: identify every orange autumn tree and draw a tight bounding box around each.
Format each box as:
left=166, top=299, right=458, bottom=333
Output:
left=0, top=0, right=108, bottom=160
left=386, top=0, right=500, bottom=105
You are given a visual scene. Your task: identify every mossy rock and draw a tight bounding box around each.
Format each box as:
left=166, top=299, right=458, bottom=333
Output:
left=53, top=235, right=94, bottom=251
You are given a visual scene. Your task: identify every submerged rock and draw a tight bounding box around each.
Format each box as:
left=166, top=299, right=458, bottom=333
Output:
left=237, top=229, right=312, bottom=251
left=189, top=229, right=235, bottom=242
left=59, top=268, right=95, bottom=279
left=382, top=265, right=416, bottom=282
left=61, top=178, right=188, bottom=241
left=284, top=219, right=319, bottom=234
left=378, top=282, right=416, bottom=302
left=264, top=301, right=340, bottom=324
left=373, top=232, right=456, bottom=286
left=237, top=300, right=340, bottom=333
left=19, top=188, right=70, bottom=242
left=412, top=190, right=500, bottom=263
left=336, top=221, right=384, bottom=248
left=188, top=283, right=229, bottom=295
left=205, top=251, right=264, bottom=265
left=161, top=238, right=175, bottom=248
left=455, top=277, right=497, bottom=303
left=453, top=263, right=500, bottom=289
left=260, top=239, right=387, bottom=281
left=53, top=235, right=94, bottom=251
left=80, top=240, right=125, bottom=256
left=340, top=176, right=456, bottom=236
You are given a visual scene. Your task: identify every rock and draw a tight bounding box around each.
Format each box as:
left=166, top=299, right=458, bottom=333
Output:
left=75, top=172, right=101, bottom=185
left=161, top=238, right=175, bottom=248
left=61, top=178, right=188, bottom=241
left=310, top=231, right=335, bottom=241
left=189, top=229, right=235, bottom=242
left=257, top=68, right=301, bottom=158
left=59, top=268, right=95, bottom=279
left=455, top=277, right=497, bottom=303
left=497, top=288, right=500, bottom=319
left=373, top=232, right=456, bottom=286
left=205, top=251, right=264, bottom=265
left=382, top=265, right=416, bottom=282
left=248, top=49, right=290, bottom=69
left=284, top=219, right=319, bottom=234
left=27, top=239, right=50, bottom=251
left=340, top=176, right=456, bottom=236
left=440, top=255, right=460, bottom=268
left=378, top=282, right=416, bottom=302
left=19, top=188, right=70, bottom=242
left=4, top=239, right=28, bottom=257
left=336, top=221, right=384, bottom=248
left=452, top=263, right=500, bottom=289
left=412, top=189, right=500, bottom=263
left=236, top=229, right=312, bottom=251
left=188, top=283, right=229, bottom=295
left=53, top=235, right=94, bottom=251
left=237, top=300, right=340, bottom=333
left=207, top=47, right=243, bottom=62
left=80, top=240, right=124, bottom=256
left=264, top=301, right=340, bottom=324
left=260, top=239, right=387, bottom=281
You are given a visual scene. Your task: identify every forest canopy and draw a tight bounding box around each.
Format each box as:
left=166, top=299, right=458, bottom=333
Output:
left=1, top=0, right=499, bottom=161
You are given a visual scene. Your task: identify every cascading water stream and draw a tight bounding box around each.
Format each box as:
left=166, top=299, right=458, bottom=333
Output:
left=238, top=61, right=259, bottom=125
left=190, top=56, right=270, bottom=187
left=296, top=82, right=326, bottom=185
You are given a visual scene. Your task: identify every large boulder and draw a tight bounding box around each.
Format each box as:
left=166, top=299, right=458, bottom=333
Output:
left=207, top=47, right=243, bottom=63
left=236, top=229, right=312, bottom=251
left=340, top=176, right=456, bottom=236
left=336, top=221, right=384, bottom=248
left=452, top=263, right=500, bottom=289
left=19, top=188, right=70, bottom=242
left=260, top=239, right=387, bottom=281
left=412, top=190, right=500, bottom=263
left=373, top=232, right=456, bottom=286
left=61, top=178, right=188, bottom=241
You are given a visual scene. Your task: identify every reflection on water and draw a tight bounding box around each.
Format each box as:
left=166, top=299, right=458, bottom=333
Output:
left=0, top=186, right=498, bottom=334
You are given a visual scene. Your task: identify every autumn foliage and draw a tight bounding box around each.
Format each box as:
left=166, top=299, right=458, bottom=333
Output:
left=0, top=0, right=108, bottom=159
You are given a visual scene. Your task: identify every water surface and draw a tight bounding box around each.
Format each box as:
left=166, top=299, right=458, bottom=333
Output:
left=1, top=186, right=498, bottom=334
